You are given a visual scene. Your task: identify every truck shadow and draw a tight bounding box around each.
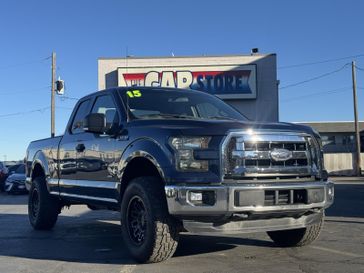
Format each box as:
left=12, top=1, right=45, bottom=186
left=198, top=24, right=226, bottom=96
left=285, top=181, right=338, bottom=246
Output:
left=325, top=183, right=364, bottom=218
left=0, top=192, right=28, bottom=205
left=175, top=233, right=274, bottom=257
left=0, top=212, right=273, bottom=265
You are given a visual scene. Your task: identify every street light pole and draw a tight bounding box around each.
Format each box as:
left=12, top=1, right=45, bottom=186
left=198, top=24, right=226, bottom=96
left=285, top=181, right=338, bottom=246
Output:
left=352, top=61, right=362, bottom=176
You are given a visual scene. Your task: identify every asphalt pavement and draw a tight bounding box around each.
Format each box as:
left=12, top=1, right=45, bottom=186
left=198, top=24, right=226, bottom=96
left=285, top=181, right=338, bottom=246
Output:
left=0, top=180, right=363, bottom=273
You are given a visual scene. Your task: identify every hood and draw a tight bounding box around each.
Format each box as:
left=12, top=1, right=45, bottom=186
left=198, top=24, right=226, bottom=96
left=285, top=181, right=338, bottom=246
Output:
left=6, top=173, right=26, bottom=182
left=129, top=119, right=316, bottom=136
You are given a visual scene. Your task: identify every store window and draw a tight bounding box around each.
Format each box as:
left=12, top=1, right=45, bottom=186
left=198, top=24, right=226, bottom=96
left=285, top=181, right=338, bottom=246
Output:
left=342, top=135, right=355, bottom=145
left=321, top=135, right=336, bottom=146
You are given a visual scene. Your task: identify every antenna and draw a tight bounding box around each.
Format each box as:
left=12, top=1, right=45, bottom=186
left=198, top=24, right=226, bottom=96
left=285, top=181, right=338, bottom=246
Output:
left=126, top=46, right=128, bottom=74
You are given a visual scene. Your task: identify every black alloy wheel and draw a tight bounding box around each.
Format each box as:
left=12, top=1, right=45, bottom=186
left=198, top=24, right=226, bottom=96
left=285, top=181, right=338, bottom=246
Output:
left=126, top=196, right=147, bottom=245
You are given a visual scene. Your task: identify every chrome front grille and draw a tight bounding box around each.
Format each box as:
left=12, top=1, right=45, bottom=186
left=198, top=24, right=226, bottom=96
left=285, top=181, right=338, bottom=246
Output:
left=223, top=131, right=320, bottom=179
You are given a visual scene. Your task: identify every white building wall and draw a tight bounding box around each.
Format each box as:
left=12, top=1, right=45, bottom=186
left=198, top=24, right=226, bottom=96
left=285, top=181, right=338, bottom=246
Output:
left=324, top=153, right=364, bottom=175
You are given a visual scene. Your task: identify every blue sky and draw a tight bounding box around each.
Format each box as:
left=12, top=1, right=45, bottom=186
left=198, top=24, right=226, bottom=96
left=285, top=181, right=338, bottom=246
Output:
left=1, top=0, right=364, bottom=160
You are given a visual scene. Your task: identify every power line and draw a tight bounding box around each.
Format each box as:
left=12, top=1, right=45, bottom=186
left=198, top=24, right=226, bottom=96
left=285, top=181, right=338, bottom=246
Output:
left=0, top=107, right=50, bottom=118
left=0, top=106, right=74, bottom=119
left=279, top=63, right=350, bottom=90
left=59, top=96, right=79, bottom=101
left=0, top=56, right=51, bottom=71
left=0, top=86, right=50, bottom=96
left=355, top=65, right=364, bottom=72
left=281, top=86, right=350, bottom=103
left=278, top=53, right=364, bottom=70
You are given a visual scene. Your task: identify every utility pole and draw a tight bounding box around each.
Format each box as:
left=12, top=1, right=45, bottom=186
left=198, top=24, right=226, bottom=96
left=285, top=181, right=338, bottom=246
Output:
left=352, top=61, right=362, bottom=176
left=51, top=52, right=56, bottom=138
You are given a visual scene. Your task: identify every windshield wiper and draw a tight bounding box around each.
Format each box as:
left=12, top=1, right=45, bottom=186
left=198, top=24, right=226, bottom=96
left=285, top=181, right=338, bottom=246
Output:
left=208, top=116, right=238, bottom=121
left=138, top=113, right=193, bottom=119
left=137, top=113, right=240, bottom=121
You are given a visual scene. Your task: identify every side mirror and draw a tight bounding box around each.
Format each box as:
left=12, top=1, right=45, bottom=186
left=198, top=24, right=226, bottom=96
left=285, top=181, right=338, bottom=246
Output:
left=83, top=113, right=106, bottom=134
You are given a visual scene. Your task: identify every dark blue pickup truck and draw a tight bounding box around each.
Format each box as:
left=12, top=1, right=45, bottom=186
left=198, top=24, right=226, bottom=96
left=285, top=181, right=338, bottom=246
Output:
left=26, top=87, right=334, bottom=263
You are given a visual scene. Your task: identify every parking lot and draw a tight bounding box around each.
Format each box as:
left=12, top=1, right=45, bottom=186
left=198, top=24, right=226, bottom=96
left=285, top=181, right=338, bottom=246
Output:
left=0, top=180, right=363, bottom=273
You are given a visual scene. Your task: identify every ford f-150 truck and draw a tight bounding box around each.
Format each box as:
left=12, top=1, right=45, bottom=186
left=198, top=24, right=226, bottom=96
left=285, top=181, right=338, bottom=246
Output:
left=26, top=87, right=334, bottom=263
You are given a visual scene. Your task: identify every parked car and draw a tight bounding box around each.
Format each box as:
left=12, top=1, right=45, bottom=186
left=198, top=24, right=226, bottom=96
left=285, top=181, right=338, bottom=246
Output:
left=7, top=163, right=23, bottom=174
left=0, top=161, right=9, bottom=191
left=26, top=87, right=334, bottom=263
left=5, top=164, right=27, bottom=194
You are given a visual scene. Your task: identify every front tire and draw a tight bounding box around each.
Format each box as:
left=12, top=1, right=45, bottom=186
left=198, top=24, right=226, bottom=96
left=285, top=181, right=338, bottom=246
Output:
left=87, top=204, right=99, bottom=210
left=120, top=176, right=180, bottom=263
left=28, top=177, right=61, bottom=230
left=267, top=213, right=324, bottom=247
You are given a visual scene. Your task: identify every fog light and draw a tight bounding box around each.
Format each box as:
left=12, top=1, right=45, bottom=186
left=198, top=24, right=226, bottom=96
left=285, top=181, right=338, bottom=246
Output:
left=189, top=191, right=203, bottom=202
left=307, top=189, right=324, bottom=203
left=187, top=190, right=216, bottom=206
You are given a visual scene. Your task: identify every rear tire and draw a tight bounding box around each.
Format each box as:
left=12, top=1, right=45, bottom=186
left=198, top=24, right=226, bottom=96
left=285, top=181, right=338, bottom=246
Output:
left=28, top=176, right=61, bottom=230
left=121, top=176, right=180, bottom=263
left=267, top=213, right=324, bottom=247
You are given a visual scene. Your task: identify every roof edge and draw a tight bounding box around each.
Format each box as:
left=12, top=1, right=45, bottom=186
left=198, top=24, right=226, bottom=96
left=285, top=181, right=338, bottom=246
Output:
left=98, top=53, right=276, bottom=60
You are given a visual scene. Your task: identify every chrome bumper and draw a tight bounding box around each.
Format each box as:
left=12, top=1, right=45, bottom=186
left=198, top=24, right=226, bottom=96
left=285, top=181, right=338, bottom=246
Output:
left=182, top=211, right=324, bottom=234
left=165, top=180, right=334, bottom=216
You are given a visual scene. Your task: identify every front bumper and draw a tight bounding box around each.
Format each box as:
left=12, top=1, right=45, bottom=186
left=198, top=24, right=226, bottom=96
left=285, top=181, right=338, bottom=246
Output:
left=165, top=180, right=334, bottom=233
left=5, top=181, right=27, bottom=193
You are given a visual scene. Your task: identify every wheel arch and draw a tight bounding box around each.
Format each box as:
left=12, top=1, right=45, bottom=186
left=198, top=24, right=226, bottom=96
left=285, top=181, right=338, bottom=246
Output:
left=29, top=151, right=51, bottom=190
left=118, top=138, right=172, bottom=199
left=119, top=154, right=165, bottom=200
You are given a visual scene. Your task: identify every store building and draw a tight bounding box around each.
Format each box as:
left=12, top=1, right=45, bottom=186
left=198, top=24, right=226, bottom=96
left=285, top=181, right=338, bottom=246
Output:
left=297, top=121, right=364, bottom=153
left=297, top=121, right=364, bottom=175
left=98, top=54, right=279, bottom=122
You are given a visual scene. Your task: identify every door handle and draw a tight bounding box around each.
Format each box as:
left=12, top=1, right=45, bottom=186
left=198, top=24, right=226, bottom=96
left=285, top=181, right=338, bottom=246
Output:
left=75, top=143, right=86, bottom=153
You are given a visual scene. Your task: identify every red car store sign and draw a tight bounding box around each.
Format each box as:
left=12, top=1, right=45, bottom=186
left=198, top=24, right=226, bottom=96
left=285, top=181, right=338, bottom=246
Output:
left=117, top=65, right=257, bottom=99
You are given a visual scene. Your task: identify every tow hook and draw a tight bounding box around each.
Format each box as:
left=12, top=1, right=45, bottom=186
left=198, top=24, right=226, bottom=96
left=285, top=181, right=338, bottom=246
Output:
left=232, top=213, right=249, bottom=220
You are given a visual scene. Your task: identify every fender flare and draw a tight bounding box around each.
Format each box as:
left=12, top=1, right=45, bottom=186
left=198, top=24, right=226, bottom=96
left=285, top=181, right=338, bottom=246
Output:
left=117, top=138, right=173, bottom=183
left=30, top=150, right=51, bottom=180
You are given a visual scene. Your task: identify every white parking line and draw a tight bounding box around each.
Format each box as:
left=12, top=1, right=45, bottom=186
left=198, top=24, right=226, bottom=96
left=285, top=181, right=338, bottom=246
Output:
left=310, top=246, right=363, bottom=258
left=120, top=265, right=136, bottom=273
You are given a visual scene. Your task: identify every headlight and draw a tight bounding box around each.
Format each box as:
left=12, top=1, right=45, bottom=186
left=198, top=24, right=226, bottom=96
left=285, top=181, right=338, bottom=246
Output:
left=169, top=137, right=211, bottom=172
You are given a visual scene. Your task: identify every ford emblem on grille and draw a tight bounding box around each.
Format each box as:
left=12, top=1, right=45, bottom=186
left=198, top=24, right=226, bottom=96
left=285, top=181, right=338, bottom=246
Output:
left=270, top=148, right=293, bottom=162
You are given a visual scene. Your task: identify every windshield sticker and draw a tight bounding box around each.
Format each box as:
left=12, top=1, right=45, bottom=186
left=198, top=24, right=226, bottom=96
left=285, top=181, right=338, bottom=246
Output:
left=127, top=90, right=142, bottom=98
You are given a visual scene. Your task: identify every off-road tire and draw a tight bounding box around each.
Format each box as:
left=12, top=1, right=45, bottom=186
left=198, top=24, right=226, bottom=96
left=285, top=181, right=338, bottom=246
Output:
left=267, top=213, right=324, bottom=247
left=28, top=176, right=61, bottom=230
left=120, top=176, right=180, bottom=263
left=87, top=204, right=99, bottom=210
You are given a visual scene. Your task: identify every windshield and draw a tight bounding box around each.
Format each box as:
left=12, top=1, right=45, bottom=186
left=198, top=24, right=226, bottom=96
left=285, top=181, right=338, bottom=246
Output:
left=119, top=88, right=246, bottom=121
left=16, top=164, right=25, bottom=174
